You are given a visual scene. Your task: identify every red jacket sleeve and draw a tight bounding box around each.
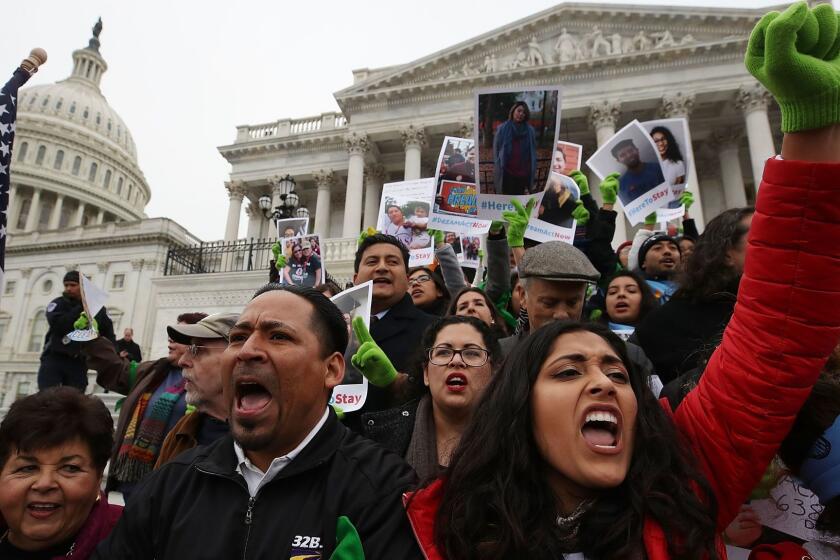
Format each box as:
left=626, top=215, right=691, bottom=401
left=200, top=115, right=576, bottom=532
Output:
left=674, top=157, right=840, bottom=531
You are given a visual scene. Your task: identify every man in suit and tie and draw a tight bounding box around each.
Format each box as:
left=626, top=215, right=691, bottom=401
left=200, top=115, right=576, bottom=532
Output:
left=346, top=233, right=435, bottom=427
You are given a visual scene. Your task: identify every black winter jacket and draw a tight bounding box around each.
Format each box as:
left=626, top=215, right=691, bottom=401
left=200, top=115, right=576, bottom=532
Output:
left=93, top=410, right=422, bottom=559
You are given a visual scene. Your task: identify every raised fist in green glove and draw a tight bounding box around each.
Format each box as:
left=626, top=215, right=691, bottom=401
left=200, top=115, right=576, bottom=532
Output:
left=501, top=198, right=536, bottom=248
left=271, top=242, right=287, bottom=270
left=644, top=212, right=657, bottom=226
left=599, top=172, right=621, bottom=206
left=569, top=170, right=590, bottom=197
left=74, top=312, right=98, bottom=332
left=350, top=316, right=398, bottom=387
left=330, top=516, right=364, bottom=560
left=746, top=1, right=840, bottom=132
left=571, top=199, right=590, bottom=226
left=679, top=190, right=694, bottom=210
left=428, top=228, right=445, bottom=247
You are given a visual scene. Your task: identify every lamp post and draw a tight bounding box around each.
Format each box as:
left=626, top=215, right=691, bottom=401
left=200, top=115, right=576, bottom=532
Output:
left=259, top=175, right=308, bottom=233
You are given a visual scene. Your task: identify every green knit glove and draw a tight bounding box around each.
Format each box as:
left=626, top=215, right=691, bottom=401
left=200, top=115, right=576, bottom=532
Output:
left=644, top=212, right=657, bottom=226
left=502, top=198, right=536, bottom=248
left=350, top=316, right=397, bottom=387
left=599, top=172, right=620, bottom=205
left=679, top=191, right=694, bottom=210
left=271, top=241, right=281, bottom=262
left=73, top=312, right=98, bottom=331
left=489, top=220, right=505, bottom=235
left=429, top=229, right=444, bottom=247
left=357, top=226, right=377, bottom=247
left=331, top=404, right=345, bottom=421
left=571, top=199, right=590, bottom=226
left=745, top=1, right=840, bottom=132
left=568, top=170, right=590, bottom=197
left=330, top=516, right=364, bottom=560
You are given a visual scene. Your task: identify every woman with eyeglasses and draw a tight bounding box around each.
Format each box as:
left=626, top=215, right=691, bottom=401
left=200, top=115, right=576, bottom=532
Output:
left=408, top=267, right=450, bottom=316
left=362, top=316, right=500, bottom=480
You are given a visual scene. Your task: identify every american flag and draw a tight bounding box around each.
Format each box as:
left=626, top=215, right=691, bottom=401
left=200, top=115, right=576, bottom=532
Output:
left=0, top=68, right=33, bottom=287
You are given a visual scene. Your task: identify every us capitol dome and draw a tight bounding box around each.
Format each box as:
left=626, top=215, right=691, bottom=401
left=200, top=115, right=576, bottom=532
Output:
left=8, top=19, right=150, bottom=233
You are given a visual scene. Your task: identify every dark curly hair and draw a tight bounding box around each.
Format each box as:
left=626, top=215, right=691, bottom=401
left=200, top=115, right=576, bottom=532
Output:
left=650, top=126, right=684, bottom=163
left=0, top=387, right=114, bottom=473
left=675, top=206, right=754, bottom=303
left=432, top=321, right=718, bottom=559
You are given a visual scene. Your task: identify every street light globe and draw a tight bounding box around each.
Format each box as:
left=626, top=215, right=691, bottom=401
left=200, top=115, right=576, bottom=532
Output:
left=296, top=207, right=310, bottom=219
left=258, top=195, right=272, bottom=211
left=286, top=191, right=300, bottom=209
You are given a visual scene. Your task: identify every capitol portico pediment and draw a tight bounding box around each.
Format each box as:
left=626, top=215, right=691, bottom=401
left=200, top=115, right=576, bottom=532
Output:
left=334, top=2, right=769, bottom=107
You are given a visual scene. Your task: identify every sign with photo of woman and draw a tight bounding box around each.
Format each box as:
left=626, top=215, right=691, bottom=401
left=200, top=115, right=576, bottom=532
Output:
left=641, top=118, right=692, bottom=223
left=526, top=171, right=580, bottom=244
left=281, top=234, right=324, bottom=288
left=474, top=86, right=562, bottom=221
left=275, top=217, right=309, bottom=239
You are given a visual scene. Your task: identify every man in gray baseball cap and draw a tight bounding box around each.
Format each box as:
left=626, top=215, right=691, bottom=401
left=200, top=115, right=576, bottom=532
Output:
left=156, top=312, right=239, bottom=468
left=500, top=241, right=600, bottom=356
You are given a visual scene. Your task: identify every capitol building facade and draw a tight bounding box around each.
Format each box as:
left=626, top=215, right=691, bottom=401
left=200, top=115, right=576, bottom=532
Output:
left=0, top=2, right=783, bottom=409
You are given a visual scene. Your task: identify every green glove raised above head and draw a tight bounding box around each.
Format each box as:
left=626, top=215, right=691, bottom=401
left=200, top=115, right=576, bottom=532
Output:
left=489, top=220, right=505, bottom=235
left=350, top=316, right=398, bottom=387
left=329, top=516, right=365, bottom=560
left=501, top=198, right=536, bottom=248
left=428, top=228, right=444, bottom=247
left=599, top=172, right=621, bottom=206
left=568, top=170, right=590, bottom=197
left=745, top=1, right=840, bottom=132
left=357, top=227, right=378, bottom=247
left=679, top=190, right=695, bottom=210
left=73, top=312, right=98, bottom=332
left=571, top=199, right=590, bottom=226
left=644, top=212, right=658, bottom=226
left=271, top=242, right=287, bottom=270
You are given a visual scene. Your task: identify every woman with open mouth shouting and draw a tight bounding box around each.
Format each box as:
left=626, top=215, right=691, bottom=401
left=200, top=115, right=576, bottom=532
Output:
left=362, top=316, right=501, bottom=480
left=405, top=4, right=840, bottom=558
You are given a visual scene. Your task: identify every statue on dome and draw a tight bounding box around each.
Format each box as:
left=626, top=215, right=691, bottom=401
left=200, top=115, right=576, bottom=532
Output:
left=633, top=30, right=653, bottom=51
left=88, top=18, right=103, bottom=51
left=93, top=18, right=103, bottom=38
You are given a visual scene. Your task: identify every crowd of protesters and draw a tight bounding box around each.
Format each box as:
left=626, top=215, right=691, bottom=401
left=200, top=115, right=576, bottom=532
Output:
left=2, top=3, right=840, bottom=559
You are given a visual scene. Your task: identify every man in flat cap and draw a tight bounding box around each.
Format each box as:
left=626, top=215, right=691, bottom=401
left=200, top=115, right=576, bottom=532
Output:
left=37, top=270, right=115, bottom=391
left=611, top=138, right=665, bottom=206
left=500, top=240, right=600, bottom=356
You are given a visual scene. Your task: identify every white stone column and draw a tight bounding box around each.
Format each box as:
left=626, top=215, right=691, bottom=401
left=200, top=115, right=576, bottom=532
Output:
left=736, top=83, right=776, bottom=191
left=401, top=125, right=426, bottom=181
left=96, top=209, right=105, bottom=225
left=660, top=92, right=705, bottom=229
left=8, top=185, right=19, bottom=230
left=48, top=194, right=64, bottom=230
left=313, top=170, right=335, bottom=237
left=363, top=163, right=386, bottom=229
left=245, top=201, right=263, bottom=239
left=224, top=181, right=246, bottom=241
left=73, top=201, right=86, bottom=227
left=343, top=133, right=369, bottom=237
left=24, top=188, right=42, bottom=232
left=588, top=100, right=626, bottom=246
left=713, top=129, right=748, bottom=209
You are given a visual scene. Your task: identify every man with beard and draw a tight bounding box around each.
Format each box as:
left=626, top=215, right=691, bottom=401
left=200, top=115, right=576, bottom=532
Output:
left=94, top=285, right=422, bottom=559
left=634, top=233, right=682, bottom=304
left=37, top=270, right=115, bottom=391
left=154, top=313, right=238, bottom=468
left=612, top=138, right=665, bottom=206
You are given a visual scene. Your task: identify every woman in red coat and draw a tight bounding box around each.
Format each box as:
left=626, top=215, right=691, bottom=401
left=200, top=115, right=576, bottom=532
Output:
left=406, top=3, right=840, bottom=558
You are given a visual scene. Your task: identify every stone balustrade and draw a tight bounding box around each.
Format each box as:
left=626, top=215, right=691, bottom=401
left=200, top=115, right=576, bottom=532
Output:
left=236, top=112, right=347, bottom=142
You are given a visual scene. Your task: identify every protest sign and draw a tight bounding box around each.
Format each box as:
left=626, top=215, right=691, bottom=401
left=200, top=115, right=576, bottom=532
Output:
left=430, top=136, right=492, bottom=235
left=460, top=236, right=481, bottom=269
left=586, top=120, right=674, bottom=225
left=280, top=234, right=324, bottom=287
left=640, top=118, right=691, bottom=224
left=750, top=474, right=828, bottom=543
left=378, top=178, right=436, bottom=266
left=65, top=274, right=109, bottom=342
left=551, top=141, right=583, bottom=175
left=475, top=86, right=562, bottom=221
left=526, top=171, right=579, bottom=244
left=329, top=281, right=372, bottom=412
left=275, top=217, right=309, bottom=239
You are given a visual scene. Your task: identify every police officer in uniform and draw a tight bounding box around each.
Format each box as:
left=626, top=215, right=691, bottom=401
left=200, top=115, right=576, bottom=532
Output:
left=37, top=271, right=115, bottom=391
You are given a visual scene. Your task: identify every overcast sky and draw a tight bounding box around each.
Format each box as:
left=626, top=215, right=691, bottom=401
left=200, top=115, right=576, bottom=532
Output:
left=1, top=0, right=825, bottom=241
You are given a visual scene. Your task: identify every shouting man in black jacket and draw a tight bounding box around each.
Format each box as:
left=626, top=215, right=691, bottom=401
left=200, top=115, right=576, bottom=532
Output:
left=94, top=284, right=422, bottom=559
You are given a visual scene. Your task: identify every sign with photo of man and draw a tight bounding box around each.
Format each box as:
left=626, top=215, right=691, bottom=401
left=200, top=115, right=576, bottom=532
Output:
left=377, top=179, right=436, bottom=267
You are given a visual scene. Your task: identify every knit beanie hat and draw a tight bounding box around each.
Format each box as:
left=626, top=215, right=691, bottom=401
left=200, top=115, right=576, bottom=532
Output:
left=638, top=234, right=680, bottom=271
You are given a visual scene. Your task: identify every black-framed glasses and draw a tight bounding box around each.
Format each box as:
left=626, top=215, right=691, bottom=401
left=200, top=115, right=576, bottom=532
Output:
left=428, top=346, right=489, bottom=367
left=188, top=344, right=226, bottom=357
left=408, top=274, right=432, bottom=287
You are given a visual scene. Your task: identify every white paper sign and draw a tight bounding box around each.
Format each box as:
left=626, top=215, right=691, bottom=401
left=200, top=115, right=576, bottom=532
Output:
left=81, top=274, right=108, bottom=319
left=751, top=475, right=827, bottom=543
left=329, top=281, right=372, bottom=413
left=526, top=171, right=579, bottom=244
